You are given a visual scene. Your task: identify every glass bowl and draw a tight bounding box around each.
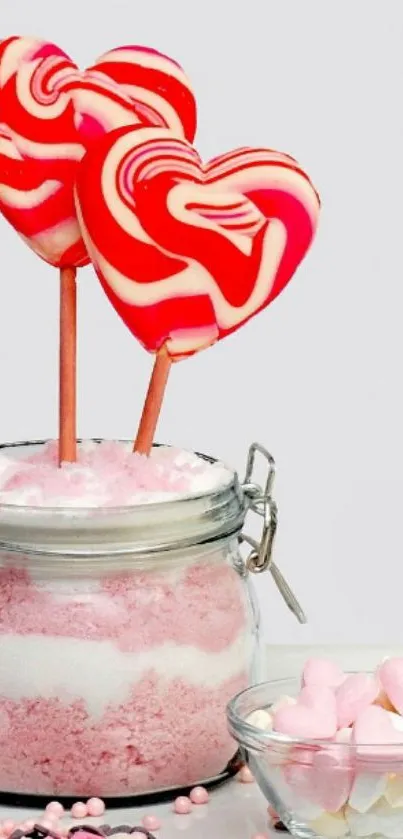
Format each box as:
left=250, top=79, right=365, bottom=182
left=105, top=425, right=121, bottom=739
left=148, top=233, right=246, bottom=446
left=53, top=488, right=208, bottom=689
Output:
left=227, top=678, right=403, bottom=839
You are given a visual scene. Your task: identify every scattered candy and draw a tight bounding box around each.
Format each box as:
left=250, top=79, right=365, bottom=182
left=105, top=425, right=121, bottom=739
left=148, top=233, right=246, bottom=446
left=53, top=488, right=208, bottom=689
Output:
left=75, top=124, right=320, bottom=362
left=173, top=796, right=192, bottom=815
left=141, top=817, right=160, bottom=832
left=238, top=765, right=255, bottom=783
left=45, top=804, right=64, bottom=819
left=189, top=786, right=209, bottom=805
left=86, top=799, right=105, bottom=818
left=70, top=804, right=88, bottom=820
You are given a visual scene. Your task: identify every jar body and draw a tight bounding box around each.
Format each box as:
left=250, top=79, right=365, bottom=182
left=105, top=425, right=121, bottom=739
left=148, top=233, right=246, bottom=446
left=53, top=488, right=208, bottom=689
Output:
left=0, top=539, right=262, bottom=798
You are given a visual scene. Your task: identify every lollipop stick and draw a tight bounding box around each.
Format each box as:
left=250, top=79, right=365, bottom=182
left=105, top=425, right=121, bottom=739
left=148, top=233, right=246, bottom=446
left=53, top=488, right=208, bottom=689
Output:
left=59, top=266, right=77, bottom=465
left=134, top=347, right=172, bottom=455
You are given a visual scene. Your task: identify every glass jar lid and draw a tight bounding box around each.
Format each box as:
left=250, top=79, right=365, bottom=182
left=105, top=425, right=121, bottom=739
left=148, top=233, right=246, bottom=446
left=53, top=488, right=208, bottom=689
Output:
left=0, top=440, right=246, bottom=557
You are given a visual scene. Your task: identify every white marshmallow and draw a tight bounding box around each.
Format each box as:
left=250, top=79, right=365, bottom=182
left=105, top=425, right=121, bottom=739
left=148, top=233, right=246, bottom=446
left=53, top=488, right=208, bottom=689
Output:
left=309, top=811, right=348, bottom=838
left=335, top=727, right=353, bottom=743
left=385, top=774, right=403, bottom=808
left=348, top=772, right=388, bottom=812
left=246, top=709, right=273, bottom=730
left=347, top=799, right=403, bottom=838
left=388, top=712, right=403, bottom=732
left=270, top=695, right=297, bottom=714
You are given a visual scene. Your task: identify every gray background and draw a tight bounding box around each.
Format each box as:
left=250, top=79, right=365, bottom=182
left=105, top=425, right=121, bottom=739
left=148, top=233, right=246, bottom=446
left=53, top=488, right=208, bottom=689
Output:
left=0, top=0, right=401, bottom=644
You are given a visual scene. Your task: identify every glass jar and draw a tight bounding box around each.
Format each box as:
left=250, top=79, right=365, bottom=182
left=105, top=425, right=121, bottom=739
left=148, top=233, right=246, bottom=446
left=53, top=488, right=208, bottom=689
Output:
left=0, top=440, right=304, bottom=802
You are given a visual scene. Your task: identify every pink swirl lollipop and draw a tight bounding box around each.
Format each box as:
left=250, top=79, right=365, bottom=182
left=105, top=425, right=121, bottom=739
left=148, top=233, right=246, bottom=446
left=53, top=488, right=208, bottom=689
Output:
left=75, top=125, right=320, bottom=451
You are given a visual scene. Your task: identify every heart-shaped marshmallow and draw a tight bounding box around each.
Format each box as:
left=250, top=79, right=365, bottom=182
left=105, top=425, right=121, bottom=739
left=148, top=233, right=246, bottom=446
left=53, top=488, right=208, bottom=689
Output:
left=353, top=705, right=403, bottom=759
left=379, top=659, right=403, bottom=716
left=0, top=37, right=196, bottom=267
left=273, top=686, right=337, bottom=739
left=302, top=658, right=345, bottom=689
left=75, top=125, right=320, bottom=360
left=336, top=673, right=379, bottom=728
left=285, top=749, right=353, bottom=812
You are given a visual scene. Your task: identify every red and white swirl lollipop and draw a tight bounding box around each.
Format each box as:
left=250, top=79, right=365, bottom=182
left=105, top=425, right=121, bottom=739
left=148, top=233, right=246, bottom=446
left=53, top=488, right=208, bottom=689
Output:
left=0, top=36, right=197, bottom=267
left=75, top=125, right=320, bottom=451
left=0, top=36, right=196, bottom=462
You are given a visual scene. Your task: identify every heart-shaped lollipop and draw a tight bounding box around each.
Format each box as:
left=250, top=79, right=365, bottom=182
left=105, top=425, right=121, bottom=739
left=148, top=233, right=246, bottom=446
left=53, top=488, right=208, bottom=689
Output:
left=0, top=37, right=196, bottom=463
left=0, top=37, right=196, bottom=267
left=75, top=125, right=320, bottom=360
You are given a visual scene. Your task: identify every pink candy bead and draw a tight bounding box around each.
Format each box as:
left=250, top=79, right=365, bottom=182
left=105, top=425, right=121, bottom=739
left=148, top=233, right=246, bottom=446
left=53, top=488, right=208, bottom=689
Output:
left=174, top=796, right=192, bottom=814
left=252, top=834, right=269, bottom=839
left=141, top=815, right=161, bottom=831
left=238, top=765, right=255, bottom=783
left=2, top=822, right=15, bottom=837
left=22, top=821, right=35, bottom=832
left=46, top=802, right=65, bottom=818
left=86, top=798, right=105, bottom=817
left=71, top=802, right=88, bottom=819
left=189, top=786, right=209, bottom=805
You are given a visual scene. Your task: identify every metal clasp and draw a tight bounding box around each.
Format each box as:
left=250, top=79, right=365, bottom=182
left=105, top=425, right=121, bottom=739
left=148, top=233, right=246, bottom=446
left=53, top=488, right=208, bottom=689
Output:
left=240, top=442, right=307, bottom=625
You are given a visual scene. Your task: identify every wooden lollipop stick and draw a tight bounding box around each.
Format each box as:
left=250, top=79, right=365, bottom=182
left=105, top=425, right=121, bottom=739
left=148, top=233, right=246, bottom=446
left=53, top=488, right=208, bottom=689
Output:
left=134, top=347, right=172, bottom=455
left=59, top=266, right=77, bottom=465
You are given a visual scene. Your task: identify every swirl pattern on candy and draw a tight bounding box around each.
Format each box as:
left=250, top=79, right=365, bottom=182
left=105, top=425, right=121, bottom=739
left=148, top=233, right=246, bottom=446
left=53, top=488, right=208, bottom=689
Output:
left=0, top=37, right=196, bottom=267
left=75, top=125, right=320, bottom=360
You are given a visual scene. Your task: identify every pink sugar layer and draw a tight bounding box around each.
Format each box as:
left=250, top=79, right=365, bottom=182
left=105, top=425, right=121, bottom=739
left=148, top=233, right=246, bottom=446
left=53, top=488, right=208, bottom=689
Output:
left=0, top=561, right=246, bottom=651
left=0, top=672, right=246, bottom=796
left=0, top=440, right=230, bottom=506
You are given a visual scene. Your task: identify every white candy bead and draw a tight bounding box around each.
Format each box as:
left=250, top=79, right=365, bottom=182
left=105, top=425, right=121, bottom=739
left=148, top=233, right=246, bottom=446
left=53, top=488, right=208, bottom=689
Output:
left=385, top=775, right=403, bottom=807
left=348, top=772, right=388, bottom=812
left=246, top=709, right=273, bottom=730
left=309, top=811, right=349, bottom=838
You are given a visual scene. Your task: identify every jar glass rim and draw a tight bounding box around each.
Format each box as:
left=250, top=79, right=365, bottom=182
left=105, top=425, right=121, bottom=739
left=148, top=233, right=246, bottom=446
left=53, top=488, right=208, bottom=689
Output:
left=0, top=440, right=247, bottom=557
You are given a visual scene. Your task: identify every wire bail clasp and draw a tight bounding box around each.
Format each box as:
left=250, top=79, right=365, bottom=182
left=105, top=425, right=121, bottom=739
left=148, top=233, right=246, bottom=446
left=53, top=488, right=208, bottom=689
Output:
left=241, top=442, right=307, bottom=625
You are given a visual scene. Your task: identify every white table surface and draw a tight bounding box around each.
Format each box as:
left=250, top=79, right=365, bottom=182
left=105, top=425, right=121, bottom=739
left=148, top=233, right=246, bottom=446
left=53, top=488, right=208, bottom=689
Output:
left=1, top=645, right=401, bottom=837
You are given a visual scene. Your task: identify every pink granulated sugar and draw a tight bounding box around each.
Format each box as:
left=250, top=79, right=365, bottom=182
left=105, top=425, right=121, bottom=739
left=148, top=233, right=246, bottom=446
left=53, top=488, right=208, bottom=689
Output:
left=0, top=441, right=232, bottom=508
left=0, top=561, right=247, bottom=652
left=0, top=672, right=246, bottom=795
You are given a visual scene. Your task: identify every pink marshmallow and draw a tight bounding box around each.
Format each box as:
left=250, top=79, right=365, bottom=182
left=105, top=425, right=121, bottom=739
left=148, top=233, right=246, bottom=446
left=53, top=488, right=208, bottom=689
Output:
left=336, top=673, right=379, bottom=728
left=302, top=658, right=345, bottom=689
left=274, top=686, right=337, bottom=739
left=379, top=658, right=403, bottom=715
left=353, top=705, right=403, bottom=759
left=285, top=749, right=353, bottom=811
